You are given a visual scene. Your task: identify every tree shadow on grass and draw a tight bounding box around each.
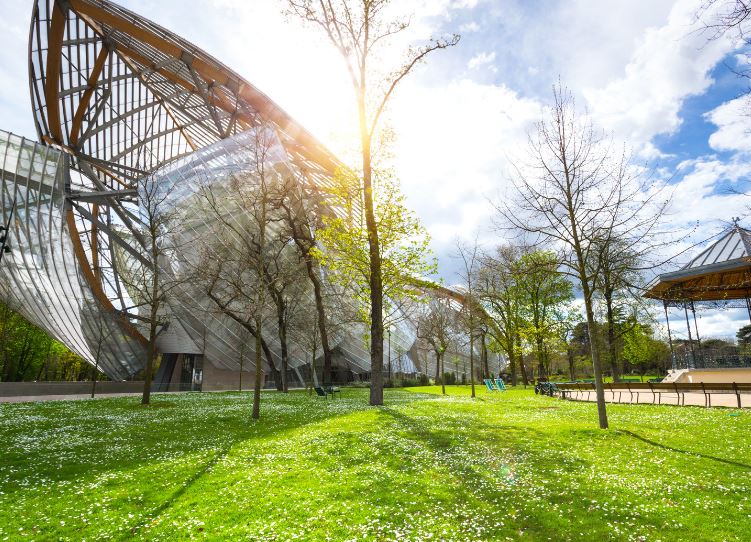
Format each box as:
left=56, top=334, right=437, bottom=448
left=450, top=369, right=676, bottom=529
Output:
left=618, top=429, right=751, bottom=470
left=128, top=442, right=233, bottom=536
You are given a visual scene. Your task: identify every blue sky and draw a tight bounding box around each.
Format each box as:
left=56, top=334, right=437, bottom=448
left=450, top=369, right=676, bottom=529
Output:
left=1, top=0, right=751, bottom=338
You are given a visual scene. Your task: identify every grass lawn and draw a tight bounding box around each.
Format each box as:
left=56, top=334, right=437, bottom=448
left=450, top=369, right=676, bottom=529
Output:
left=0, top=386, right=749, bottom=541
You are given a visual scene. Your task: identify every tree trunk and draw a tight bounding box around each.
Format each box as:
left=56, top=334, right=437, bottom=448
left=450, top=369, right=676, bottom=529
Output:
left=284, top=197, right=334, bottom=386
left=296, top=244, right=333, bottom=384
left=142, top=320, right=157, bottom=405
left=536, top=335, right=546, bottom=379
left=276, top=298, right=288, bottom=392
left=469, top=332, right=476, bottom=398
left=91, top=355, right=98, bottom=399
left=605, top=291, right=619, bottom=383
left=252, top=314, right=263, bottom=419
left=239, top=346, right=244, bottom=392
left=567, top=345, right=576, bottom=381
left=434, top=350, right=440, bottom=382
left=358, top=92, right=384, bottom=407
left=582, top=283, right=608, bottom=429
left=481, top=332, right=490, bottom=379
left=440, top=352, right=445, bottom=395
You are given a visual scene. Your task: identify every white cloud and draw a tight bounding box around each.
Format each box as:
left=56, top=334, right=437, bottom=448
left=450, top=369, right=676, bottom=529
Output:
left=459, top=21, right=480, bottom=33
left=389, top=78, right=542, bottom=274
left=468, top=51, right=496, bottom=70
left=582, top=0, right=736, bottom=154
left=706, top=96, right=751, bottom=153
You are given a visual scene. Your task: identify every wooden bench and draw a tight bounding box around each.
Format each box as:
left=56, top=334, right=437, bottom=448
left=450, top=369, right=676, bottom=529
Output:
left=555, top=382, right=751, bottom=408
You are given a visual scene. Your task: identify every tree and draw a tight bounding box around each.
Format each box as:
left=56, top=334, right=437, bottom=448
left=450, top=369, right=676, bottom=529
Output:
left=498, top=84, right=645, bottom=429
left=476, top=245, right=525, bottom=386
left=622, top=322, right=670, bottom=380
left=285, top=0, right=459, bottom=406
left=737, top=323, right=751, bottom=345
left=312, top=171, right=436, bottom=365
left=277, top=174, right=336, bottom=384
left=455, top=236, right=482, bottom=398
left=417, top=295, right=457, bottom=395
left=118, top=167, right=184, bottom=405
left=190, top=126, right=285, bottom=419
left=515, top=250, right=574, bottom=378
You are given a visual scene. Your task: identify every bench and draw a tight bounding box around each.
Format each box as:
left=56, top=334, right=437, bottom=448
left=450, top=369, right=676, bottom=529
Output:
left=555, top=381, right=751, bottom=408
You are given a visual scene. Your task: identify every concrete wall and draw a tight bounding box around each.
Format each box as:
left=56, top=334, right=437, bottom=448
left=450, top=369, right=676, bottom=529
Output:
left=202, top=360, right=250, bottom=391
left=675, top=368, right=751, bottom=383
left=0, top=381, right=143, bottom=397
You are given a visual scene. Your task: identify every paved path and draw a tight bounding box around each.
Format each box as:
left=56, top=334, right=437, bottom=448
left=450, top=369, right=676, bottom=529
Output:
left=0, top=392, right=142, bottom=404
left=563, top=389, right=750, bottom=408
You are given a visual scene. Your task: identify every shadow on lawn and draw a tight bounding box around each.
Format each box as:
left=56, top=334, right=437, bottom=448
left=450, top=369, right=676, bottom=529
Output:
left=129, top=443, right=234, bottom=536
left=619, top=430, right=751, bottom=470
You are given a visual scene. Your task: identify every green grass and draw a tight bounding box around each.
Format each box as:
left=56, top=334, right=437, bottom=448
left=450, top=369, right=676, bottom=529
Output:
left=0, top=386, right=749, bottom=541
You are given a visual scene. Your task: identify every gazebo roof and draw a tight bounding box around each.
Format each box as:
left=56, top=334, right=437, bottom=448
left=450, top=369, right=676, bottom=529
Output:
left=644, top=225, right=751, bottom=302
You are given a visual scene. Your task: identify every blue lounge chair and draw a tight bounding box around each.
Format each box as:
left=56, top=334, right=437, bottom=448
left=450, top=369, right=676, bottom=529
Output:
left=484, top=379, right=496, bottom=392
left=495, top=378, right=507, bottom=391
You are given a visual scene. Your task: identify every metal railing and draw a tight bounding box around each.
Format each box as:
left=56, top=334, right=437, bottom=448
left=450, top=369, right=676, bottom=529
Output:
left=673, top=348, right=751, bottom=370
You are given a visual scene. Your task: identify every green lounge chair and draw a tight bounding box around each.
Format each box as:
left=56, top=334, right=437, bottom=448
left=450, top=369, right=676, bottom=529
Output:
left=314, top=386, right=330, bottom=399
left=484, top=379, right=496, bottom=392
left=494, top=378, right=507, bottom=391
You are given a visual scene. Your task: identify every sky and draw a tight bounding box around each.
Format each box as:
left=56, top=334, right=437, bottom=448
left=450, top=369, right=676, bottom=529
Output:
left=1, top=0, right=751, bottom=340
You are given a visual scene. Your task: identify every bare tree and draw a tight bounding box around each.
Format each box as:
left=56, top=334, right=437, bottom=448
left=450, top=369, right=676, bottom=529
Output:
left=276, top=174, right=336, bottom=384
left=285, top=0, right=459, bottom=406
left=497, top=84, right=661, bottom=429
left=416, top=295, right=457, bottom=395
left=190, top=127, right=284, bottom=419
left=454, top=236, right=481, bottom=398
left=121, top=168, right=184, bottom=405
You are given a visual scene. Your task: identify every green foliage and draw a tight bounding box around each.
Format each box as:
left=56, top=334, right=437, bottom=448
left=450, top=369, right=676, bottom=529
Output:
left=622, top=323, right=670, bottom=374
left=0, top=388, right=749, bottom=540
left=737, top=324, right=751, bottom=345
left=515, top=250, right=574, bottom=375
left=312, top=169, right=436, bottom=329
left=436, top=371, right=457, bottom=385
left=0, top=301, right=94, bottom=382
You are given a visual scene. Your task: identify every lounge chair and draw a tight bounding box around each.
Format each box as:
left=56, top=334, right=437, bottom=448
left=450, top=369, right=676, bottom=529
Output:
left=314, top=386, right=330, bottom=399
left=484, top=379, right=496, bottom=392
left=494, top=378, right=507, bottom=391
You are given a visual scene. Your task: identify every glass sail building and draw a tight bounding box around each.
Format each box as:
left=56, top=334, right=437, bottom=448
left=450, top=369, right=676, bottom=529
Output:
left=0, top=0, right=477, bottom=389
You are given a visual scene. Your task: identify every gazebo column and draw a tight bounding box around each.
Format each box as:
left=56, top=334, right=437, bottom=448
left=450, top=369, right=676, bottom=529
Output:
left=746, top=296, right=751, bottom=323
left=663, top=301, right=676, bottom=371
left=690, top=301, right=702, bottom=367
left=684, top=303, right=696, bottom=369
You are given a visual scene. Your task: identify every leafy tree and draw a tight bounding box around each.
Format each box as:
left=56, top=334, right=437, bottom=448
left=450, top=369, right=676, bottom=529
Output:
left=285, top=0, right=459, bottom=406
left=476, top=245, right=525, bottom=385
left=737, top=324, right=751, bottom=345
left=515, top=250, right=574, bottom=378
left=622, top=323, right=669, bottom=380
left=313, top=171, right=436, bottom=344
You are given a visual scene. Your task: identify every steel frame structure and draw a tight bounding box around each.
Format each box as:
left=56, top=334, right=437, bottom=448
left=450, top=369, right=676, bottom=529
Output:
left=0, top=0, right=476, bottom=383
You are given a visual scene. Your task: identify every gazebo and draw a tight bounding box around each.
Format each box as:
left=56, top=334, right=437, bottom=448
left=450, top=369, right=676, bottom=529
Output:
left=644, top=224, right=751, bottom=380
